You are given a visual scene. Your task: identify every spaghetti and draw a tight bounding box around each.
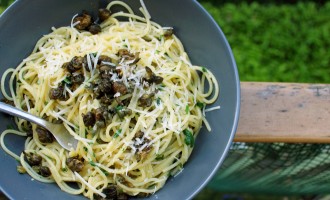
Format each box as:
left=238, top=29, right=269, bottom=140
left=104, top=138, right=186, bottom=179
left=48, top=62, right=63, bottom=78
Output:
left=0, top=1, right=219, bottom=199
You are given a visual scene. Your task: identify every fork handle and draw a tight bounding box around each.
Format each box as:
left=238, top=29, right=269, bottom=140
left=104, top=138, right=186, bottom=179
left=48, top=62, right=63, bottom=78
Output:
left=0, top=102, right=49, bottom=128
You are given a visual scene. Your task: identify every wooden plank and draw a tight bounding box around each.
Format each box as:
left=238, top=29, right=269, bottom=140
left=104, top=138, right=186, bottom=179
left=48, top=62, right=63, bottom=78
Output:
left=235, top=82, right=330, bottom=143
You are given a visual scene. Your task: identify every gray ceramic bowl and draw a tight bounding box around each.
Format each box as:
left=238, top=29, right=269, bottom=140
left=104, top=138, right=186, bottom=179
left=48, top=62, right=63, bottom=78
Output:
left=0, top=0, right=240, bottom=199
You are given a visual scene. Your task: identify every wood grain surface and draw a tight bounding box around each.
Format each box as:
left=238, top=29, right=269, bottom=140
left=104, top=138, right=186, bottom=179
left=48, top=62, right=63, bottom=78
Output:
left=235, top=82, right=330, bottom=143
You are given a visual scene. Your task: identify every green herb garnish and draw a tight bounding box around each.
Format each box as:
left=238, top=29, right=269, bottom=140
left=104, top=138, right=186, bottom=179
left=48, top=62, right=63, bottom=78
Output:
left=89, top=160, right=97, bottom=167
left=156, top=97, right=161, bottom=105
left=62, top=76, right=72, bottom=86
left=196, top=102, right=204, bottom=109
left=115, top=105, right=123, bottom=111
left=155, top=154, right=164, bottom=161
left=61, top=168, right=68, bottom=172
left=185, top=105, right=189, bottom=114
left=158, top=83, right=166, bottom=91
left=101, top=168, right=109, bottom=176
left=113, top=129, right=122, bottom=138
left=183, top=129, right=194, bottom=147
left=201, top=66, right=207, bottom=72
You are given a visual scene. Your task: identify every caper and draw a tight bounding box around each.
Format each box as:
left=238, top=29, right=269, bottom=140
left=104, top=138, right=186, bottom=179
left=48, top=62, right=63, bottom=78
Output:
left=82, top=111, right=96, bottom=127
left=163, top=27, right=174, bottom=38
left=99, top=79, right=113, bottom=94
left=98, top=55, right=112, bottom=64
left=112, top=82, right=127, bottom=95
left=143, top=67, right=163, bottom=84
left=49, top=87, right=64, bottom=100
left=138, top=93, right=155, bottom=107
left=94, top=184, right=117, bottom=200
left=98, top=8, right=111, bottom=22
left=89, top=23, right=101, bottom=35
left=70, top=56, right=84, bottom=71
left=24, top=152, right=42, bottom=166
left=36, top=126, right=54, bottom=143
left=66, top=156, right=84, bottom=172
left=73, top=11, right=92, bottom=30
left=39, top=166, right=51, bottom=177
left=72, top=73, right=85, bottom=84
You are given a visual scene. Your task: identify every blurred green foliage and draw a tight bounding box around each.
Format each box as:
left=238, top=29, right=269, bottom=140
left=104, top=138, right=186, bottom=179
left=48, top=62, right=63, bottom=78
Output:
left=0, top=0, right=13, bottom=13
left=199, top=1, right=330, bottom=83
left=0, top=0, right=11, bottom=7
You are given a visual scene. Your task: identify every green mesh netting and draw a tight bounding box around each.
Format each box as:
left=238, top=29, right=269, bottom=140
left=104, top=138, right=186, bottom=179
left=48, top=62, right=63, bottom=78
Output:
left=208, top=143, right=330, bottom=195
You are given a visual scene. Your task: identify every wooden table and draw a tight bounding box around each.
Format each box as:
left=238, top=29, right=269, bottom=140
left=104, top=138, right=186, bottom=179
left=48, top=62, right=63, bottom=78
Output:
left=236, top=82, right=330, bottom=143
left=1, top=82, right=329, bottom=199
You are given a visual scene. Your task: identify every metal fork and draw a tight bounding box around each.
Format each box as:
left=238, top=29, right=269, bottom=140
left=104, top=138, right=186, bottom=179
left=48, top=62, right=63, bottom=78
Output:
left=0, top=102, right=78, bottom=150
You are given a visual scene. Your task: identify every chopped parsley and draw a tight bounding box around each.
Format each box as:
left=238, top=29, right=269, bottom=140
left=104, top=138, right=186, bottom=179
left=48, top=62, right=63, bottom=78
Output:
left=115, top=105, right=123, bottom=111
left=101, top=168, right=109, bottom=176
left=183, top=129, right=194, bottom=147
left=113, top=129, right=122, bottom=138
left=83, top=147, right=88, bottom=152
left=196, top=102, right=205, bottom=109
left=89, top=160, right=97, bottom=167
left=185, top=105, right=190, bottom=114
left=156, top=97, right=161, bottom=105
left=62, top=76, right=72, bottom=86
left=155, top=154, right=164, bottom=161
left=201, top=66, right=207, bottom=72
left=61, top=168, right=68, bottom=172
left=158, top=83, right=166, bottom=91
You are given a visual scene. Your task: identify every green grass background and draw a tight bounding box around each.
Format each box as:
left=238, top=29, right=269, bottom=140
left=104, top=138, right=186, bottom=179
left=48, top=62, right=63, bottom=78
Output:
left=199, top=0, right=330, bottom=83
left=0, top=0, right=329, bottom=199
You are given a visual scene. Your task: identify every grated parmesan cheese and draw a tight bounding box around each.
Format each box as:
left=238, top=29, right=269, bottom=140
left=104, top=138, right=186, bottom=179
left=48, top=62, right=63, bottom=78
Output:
left=205, top=105, right=221, bottom=112
left=70, top=14, right=79, bottom=28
